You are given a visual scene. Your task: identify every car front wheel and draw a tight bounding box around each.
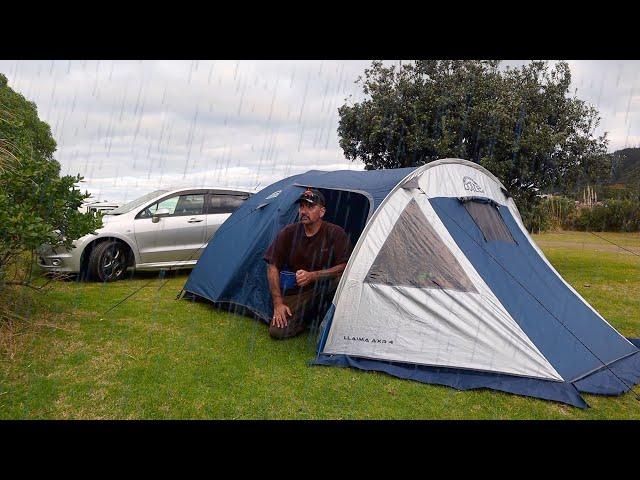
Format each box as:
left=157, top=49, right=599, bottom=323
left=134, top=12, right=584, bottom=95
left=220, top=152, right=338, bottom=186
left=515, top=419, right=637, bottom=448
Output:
left=88, top=240, right=129, bottom=282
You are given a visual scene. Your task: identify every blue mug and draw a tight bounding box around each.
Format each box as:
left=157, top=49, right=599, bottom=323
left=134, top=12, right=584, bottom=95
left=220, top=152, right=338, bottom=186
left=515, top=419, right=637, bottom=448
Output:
left=280, top=270, right=297, bottom=291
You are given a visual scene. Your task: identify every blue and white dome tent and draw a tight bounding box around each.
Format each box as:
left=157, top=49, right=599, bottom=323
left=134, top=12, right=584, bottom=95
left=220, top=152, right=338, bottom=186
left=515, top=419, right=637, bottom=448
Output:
left=183, top=159, right=640, bottom=408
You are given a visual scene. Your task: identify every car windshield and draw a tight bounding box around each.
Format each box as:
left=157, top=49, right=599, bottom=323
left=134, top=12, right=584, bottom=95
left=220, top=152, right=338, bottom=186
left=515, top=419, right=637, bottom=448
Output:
left=106, top=190, right=169, bottom=215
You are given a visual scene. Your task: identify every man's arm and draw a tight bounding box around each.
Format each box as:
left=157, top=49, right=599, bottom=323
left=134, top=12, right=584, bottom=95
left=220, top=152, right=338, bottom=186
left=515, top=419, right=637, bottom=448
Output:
left=267, top=263, right=283, bottom=305
left=267, top=263, right=292, bottom=327
left=314, top=263, right=347, bottom=280
left=295, top=262, right=346, bottom=287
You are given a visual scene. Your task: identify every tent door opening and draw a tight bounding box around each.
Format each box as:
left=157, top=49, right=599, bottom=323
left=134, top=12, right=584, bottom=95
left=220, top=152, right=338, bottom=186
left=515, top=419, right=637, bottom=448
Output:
left=292, top=185, right=371, bottom=329
left=301, top=186, right=372, bottom=250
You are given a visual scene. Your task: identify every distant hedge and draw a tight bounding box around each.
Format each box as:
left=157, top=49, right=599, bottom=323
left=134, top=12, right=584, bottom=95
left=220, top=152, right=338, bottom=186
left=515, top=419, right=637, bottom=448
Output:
left=525, top=197, right=640, bottom=233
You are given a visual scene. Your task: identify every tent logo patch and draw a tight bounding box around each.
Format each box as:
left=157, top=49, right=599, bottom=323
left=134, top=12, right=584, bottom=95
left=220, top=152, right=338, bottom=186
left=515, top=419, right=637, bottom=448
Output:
left=265, top=190, right=282, bottom=199
left=463, top=176, right=484, bottom=193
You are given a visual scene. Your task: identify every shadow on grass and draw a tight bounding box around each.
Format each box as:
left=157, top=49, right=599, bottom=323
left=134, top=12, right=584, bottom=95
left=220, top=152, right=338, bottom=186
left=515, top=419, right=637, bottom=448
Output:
left=180, top=293, right=325, bottom=356
left=42, top=268, right=192, bottom=284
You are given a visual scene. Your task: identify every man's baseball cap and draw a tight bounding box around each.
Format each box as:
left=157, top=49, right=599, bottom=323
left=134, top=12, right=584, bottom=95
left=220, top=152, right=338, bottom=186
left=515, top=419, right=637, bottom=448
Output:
left=295, top=188, right=325, bottom=206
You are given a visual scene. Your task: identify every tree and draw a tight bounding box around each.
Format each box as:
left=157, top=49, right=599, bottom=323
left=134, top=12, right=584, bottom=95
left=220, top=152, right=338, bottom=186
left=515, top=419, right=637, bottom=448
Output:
left=0, top=73, right=101, bottom=287
left=338, top=60, right=610, bottom=216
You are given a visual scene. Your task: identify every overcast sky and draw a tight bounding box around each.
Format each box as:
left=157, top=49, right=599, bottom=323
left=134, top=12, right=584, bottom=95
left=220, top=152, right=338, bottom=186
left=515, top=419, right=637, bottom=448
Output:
left=1, top=60, right=638, bottom=203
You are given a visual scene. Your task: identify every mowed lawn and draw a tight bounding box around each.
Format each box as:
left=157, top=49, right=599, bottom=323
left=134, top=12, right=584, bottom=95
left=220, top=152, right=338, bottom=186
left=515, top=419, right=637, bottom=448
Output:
left=1, top=231, right=639, bottom=419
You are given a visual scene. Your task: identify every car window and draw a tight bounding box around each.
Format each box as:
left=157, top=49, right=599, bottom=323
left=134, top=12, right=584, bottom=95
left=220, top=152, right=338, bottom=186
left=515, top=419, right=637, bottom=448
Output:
left=107, top=189, right=168, bottom=215
left=138, top=194, right=205, bottom=218
left=174, top=194, right=204, bottom=216
left=208, top=195, right=248, bottom=214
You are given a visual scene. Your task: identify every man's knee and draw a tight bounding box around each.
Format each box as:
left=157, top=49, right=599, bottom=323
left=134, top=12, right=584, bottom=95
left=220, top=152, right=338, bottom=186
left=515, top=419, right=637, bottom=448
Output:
left=269, top=321, right=305, bottom=340
left=269, top=324, right=289, bottom=339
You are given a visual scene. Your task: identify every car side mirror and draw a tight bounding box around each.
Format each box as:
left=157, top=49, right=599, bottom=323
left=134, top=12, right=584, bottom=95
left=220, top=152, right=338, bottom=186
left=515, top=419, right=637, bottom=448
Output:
left=152, top=208, right=171, bottom=223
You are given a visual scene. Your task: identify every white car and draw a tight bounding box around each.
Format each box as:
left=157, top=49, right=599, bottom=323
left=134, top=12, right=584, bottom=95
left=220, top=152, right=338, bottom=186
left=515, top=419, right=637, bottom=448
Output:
left=38, top=187, right=253, bottom=281
left=80, top=200, right=122, bottom=215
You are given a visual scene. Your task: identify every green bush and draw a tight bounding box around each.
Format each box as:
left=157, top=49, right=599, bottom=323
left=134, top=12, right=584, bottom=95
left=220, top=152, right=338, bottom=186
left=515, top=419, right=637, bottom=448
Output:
left=524, top=196, right=640, bottom=233
left=524, top=196, right=577, bottom=233
left=572, top=200, right=640, bottom=232
left=0, top=73, right=102, bottom=287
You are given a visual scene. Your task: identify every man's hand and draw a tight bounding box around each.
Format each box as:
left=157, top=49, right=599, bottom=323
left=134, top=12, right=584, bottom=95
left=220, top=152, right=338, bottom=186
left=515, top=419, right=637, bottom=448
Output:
left=272, top=302, right=292, bottom=328
left=295, top=269, right=317, bottom=287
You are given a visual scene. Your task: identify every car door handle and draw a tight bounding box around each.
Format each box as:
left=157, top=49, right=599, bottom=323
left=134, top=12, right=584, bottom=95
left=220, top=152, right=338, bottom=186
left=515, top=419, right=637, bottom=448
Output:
left=187, top=218, right=204, bottom=223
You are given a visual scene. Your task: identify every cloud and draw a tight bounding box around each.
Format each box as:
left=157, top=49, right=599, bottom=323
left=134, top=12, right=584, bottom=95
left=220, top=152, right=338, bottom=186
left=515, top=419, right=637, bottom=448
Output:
left=1, top=60, right=638, bottom=203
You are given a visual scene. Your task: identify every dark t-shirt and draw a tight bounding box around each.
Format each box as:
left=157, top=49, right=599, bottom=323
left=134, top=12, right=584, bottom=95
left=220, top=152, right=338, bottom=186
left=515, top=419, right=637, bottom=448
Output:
left=263, top=221, right=352, bottom=293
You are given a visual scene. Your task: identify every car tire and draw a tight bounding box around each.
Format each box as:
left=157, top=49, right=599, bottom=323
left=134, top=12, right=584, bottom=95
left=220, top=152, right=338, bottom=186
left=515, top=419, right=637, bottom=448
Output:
left=88, top=240, right=129, bottom=282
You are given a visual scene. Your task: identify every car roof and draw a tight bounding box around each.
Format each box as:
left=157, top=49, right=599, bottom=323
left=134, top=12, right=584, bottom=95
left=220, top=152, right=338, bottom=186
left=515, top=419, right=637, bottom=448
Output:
left=162, top=186, right=256, bottom=195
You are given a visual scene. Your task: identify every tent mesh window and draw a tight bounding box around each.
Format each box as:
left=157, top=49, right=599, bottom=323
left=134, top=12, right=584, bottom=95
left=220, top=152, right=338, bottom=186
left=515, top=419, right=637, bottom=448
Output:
left=463, top=200, right=516, bottom=244
left=365, top=199, right=476, bottom=292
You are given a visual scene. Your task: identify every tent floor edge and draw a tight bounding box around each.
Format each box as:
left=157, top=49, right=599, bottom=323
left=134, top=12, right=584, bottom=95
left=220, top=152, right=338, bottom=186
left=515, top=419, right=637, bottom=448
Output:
left=312, top=354, right=589, bottom=409
left=573, top=350, right=640, bottom=396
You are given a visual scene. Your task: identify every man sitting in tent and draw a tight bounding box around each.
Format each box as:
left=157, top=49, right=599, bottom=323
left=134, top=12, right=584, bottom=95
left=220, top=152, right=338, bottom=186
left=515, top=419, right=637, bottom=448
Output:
left=263, top=188, right=352, bottom=339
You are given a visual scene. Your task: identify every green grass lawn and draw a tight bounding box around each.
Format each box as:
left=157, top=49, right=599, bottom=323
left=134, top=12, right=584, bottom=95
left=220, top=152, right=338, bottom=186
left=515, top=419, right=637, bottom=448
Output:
left=1, top=231, right=639, bottom=419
